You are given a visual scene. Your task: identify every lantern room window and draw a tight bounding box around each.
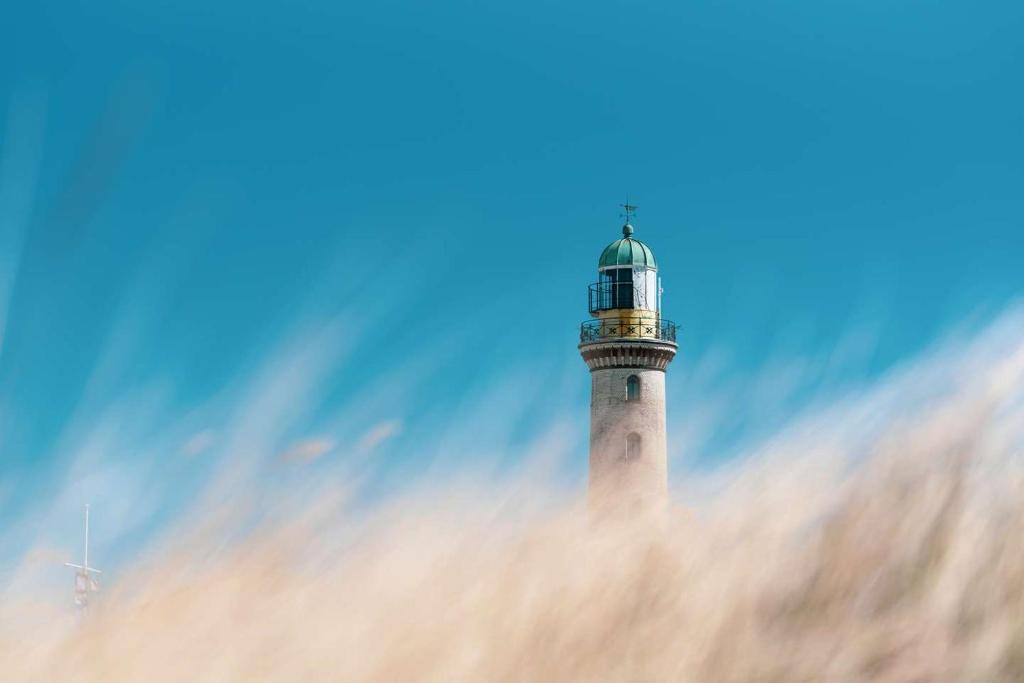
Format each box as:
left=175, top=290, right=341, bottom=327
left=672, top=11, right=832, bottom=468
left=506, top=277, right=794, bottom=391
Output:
left=597, top=267, right=635, bottom=309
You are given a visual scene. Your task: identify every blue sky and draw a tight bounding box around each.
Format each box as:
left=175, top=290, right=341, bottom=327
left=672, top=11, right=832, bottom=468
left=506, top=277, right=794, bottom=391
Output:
left=1, top=1, right=1023, bottom=575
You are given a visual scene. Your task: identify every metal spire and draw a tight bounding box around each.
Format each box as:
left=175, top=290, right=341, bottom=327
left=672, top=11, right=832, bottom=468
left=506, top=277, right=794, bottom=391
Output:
left=65, top=504, right=102, bottom=611
left=620, top=201, right=638, bottom=222
left=620, top=202, right=638, bottom=237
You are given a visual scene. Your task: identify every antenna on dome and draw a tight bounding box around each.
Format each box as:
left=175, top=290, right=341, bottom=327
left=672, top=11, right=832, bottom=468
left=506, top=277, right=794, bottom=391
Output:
left=64, top=504, right=102, bottom=611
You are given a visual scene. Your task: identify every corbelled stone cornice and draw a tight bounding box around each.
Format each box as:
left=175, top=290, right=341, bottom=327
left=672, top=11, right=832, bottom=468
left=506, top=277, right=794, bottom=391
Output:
left=578, top=340, right=677, bottom=372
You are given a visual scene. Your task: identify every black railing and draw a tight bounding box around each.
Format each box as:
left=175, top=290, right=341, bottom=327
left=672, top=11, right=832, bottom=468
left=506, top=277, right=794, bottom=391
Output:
left=589, top=281, right=636, bottom=313
left=579, top=317, right=678, bottom=344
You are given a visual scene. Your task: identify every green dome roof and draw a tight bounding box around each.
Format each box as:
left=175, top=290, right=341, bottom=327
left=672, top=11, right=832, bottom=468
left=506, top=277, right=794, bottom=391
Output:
left=598, top=224, right=657, bottom=269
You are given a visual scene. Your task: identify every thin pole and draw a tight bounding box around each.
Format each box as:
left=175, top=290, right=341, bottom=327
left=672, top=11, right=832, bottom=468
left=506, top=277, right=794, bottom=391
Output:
left=84, top=504, right=90, bottom=569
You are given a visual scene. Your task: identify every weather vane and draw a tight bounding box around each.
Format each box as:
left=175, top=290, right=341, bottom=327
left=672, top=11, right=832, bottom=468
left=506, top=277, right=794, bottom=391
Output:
left=620, top=201, right=638, bottom=224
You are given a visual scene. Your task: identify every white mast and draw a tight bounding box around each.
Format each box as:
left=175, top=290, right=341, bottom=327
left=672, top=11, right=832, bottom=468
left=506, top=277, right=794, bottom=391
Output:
left=65, top=504, right=102, bottom=610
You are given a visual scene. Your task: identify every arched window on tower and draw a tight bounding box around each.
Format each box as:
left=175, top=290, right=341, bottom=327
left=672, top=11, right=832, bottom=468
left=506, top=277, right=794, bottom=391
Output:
left=626, top=375, right=640, bottom=401
left=625, top=433, right=642, bottom=462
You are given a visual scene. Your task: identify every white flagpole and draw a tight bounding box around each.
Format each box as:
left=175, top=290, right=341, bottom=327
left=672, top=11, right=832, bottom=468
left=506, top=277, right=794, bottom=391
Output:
left=84, top=503, right=90, bottom=571
left=64, top=504, right=102, bottom=610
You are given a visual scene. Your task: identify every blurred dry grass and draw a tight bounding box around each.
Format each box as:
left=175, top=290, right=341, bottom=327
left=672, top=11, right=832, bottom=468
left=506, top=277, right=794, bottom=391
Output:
left=3, top=340, right=1024, bottom=682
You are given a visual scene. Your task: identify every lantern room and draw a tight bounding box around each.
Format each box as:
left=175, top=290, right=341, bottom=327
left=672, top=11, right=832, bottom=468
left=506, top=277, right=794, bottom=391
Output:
left=588, top=224, right=661, bottom=316
left=580, top=222, right=677, bottom=346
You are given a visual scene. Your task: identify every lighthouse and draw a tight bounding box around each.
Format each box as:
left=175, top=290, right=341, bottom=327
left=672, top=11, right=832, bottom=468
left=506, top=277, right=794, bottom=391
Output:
left=579, top=212, right=677, bottom=511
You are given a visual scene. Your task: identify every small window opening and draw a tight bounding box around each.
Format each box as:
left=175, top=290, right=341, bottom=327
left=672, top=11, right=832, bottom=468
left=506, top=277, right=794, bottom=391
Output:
left=625, top=433, right=642, bottom=463
left=626, top=375, right=640, bottom=401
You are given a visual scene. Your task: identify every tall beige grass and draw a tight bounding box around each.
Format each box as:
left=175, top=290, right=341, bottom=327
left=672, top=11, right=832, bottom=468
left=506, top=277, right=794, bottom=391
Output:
left=3, top=324, right=1024, bottom=682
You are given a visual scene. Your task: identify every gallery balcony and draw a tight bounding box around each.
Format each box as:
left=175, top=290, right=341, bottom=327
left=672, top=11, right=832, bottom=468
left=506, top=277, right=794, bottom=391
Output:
left=579, top=316, right=678, bottom=346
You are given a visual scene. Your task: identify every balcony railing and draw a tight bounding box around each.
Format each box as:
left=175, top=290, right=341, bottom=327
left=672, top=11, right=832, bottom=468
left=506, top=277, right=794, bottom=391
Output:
left=579, top=317, right=678, bottom=345
left=589, top=281, right=636, bottom=314
left=588, top=280, right=660, bottom=314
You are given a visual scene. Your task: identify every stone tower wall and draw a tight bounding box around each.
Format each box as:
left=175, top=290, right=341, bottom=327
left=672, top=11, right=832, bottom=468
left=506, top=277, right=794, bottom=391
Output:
left=580, top=341, right=675, bottom=509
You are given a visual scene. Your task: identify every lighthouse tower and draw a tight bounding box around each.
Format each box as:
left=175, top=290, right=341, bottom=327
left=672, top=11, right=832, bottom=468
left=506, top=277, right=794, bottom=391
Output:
left=579, top=215, right=677, bottom=510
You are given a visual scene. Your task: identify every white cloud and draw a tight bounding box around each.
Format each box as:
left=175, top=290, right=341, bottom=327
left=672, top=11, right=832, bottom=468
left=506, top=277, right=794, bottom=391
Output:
left=357, top=420, right=403, bottom=453
left=280, top=437, right=336, bottom=464
left=181, top=429, right=217, bottom=458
